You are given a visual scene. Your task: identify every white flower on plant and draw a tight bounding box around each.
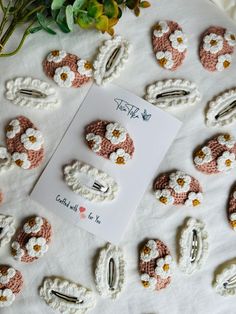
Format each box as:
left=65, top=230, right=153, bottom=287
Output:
left=169, top=30, right=188, bottom=52
left=155, top=51, right=174, bottom=70
left=53, top=66, right=75, bottom=88
left=11, top=242, right=24, bottom=261
left=0, top=289, right=15, bottom=307
left=109, top=149, right=131, bottom=165
left=169, top=171, right=191, bottom=193
left=105, top=122, right=127, bottom=145
left=217, top=134, right=235, bottom=149
left=12, top=152, right=31, bottom=169
left=25, top=237, right=48, bottom=258
left=217, top=151, right=236, bottom=172
left=194, top=146, right=213, bottom=166
left=77, top=59, right=93, bottom=77
left=21, top=128, right=44, bottom=151
left=185, top=192, right=203, bottom=207
left=230, top=212, right=236, bottom=230
left=153, top=21, right=169, bottom=38
left=233, top=191, right=236, bottom=199
left=140, top=273, right=157, bottom=290
left=203, top=33, right=223, bottom=54
left=216, top=54, right=232, bottom=71
left=155, top=189, right=174, bottom=205
left=0, top=268, right=16, bottom=285
left=86, top=133, right=102, bottom=153
left=155, top=255, right=174, bottom=279
left=224, top=31, right=236, bottom=47
left=6, top=119, right=20, bottom=139
left=140, top=240, right=159, bottom=262
left=47, top=50, right=67, bottom=63
left=23, top=217, right=43, bottom=234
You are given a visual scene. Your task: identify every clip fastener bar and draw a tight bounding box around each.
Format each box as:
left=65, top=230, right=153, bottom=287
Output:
left=17, top=88, right=47, bottom=99
left=156, top=90, right=189, bottom=99
left=190, top=229, right=198, bottom=263
left=51, top=290, right=83, bottom=304
left=92, top=180, right=109, bottom=193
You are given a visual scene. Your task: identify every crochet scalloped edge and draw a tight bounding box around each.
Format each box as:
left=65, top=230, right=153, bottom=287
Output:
left=5, top=77, right=60, bottom=109
left=214, top=263, right=236, bottom=296
left=0, top=214, right=15, bottom=248
left=0, top=146, right=14, bottom=174
left=95, top=243, right=126, bottom=299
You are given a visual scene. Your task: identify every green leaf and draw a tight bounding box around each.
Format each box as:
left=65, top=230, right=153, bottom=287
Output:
left=95, top=15, right=108, bottom=32
left=87, top=0, right=103, bottom=18
left=36, top=13, right=57, bottom=35
left=51, top=0, right=66, bottom=10
left=56, top=7, right=71, bottom=32
left=104, top=0, right=118, bottom=18
left=115, top=0, right=124, bottom=4
left=117, top=6, right=122, bottom=18
left=76, top=12, right=94, bottom=28
left=139, top=1, right=150, bottom=8
left=73, top=0, right=87, bottom=13
left=29, top=26, right=43, bottom=34
left=66, top=5, right=74, bottom=31
left=125, top=0, right=139, bottom=9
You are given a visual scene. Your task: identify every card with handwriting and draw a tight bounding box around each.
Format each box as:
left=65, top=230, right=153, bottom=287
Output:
left=31, top=84, right=181, bottom=244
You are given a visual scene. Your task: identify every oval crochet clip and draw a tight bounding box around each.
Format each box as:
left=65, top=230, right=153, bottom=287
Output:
left=5, top=77, right=59, bottom=109
left=214, top=263, right=236, bottom=296
left=95, top=243, right=125, bottom=299
left=145, top=79, right=201, bottom=108
left=227, top=187, right=236, bottom=231
left=0, top=147, right=14, bottom=174
left=64, top=160, right=118, bottom=202
left=206, top=88, right=236, bottom=127
left=93, top=35, right=131, bottom=85
left=178, top=218, right=209, bottom=275
left=0, top=214, right=15, bottom=248
left=39, top=277, right=96, bottom=313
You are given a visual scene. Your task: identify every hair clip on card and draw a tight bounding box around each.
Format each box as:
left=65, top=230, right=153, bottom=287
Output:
left=214, top=263, right=236, bottom=296
left=63, top=161, right=118, bottom=202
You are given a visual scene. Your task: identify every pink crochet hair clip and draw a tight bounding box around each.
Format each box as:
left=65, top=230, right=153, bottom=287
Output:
left=85, top=120, right=135, bottom=165
left=227, top=186, right=236, bottom=231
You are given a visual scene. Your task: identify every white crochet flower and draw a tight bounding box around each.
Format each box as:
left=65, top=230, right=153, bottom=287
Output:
left=21, top=128, right=44, bottom=151
left=155, top=255, right=174, bottom=279
left=230, top=212, right=236, bottom=230
left=155, top=189, right=174, bottom=205
left=217, top=134, right=235, bottom=149
left=0, top=268, right=16, bottom=285
left=105, top=122, right=127, bottom=145
left=140, top=240, right=159, bottom=262
left=6, top=119, right=20, bottom=139
left=109, top=149, right=131, bottom=165
left=169, top=30, right=188, bottom=52
left=11, top=241, right=24, bottom=261
left=53, top=66, right=75, bottom=88
left=224, top=31, right=236, bottom=46
left=86, top=133, right=102, bottom=153
left=185, top=192, right=203, bottom=207
left=12, top=152, right=31, bottom=169
left=155, top=51, right=174, bottom=70
left=25, top=237, right=48, bottom=258
left=140, top=273, right=157, bottom=290
left=47, top=50, right=67, bottom=63
left=216, top=54, right=232, bottom=71
left=0, top=289, right=15, bottom=307
left=23, top=217, right=43, bottom=234
left=217, top=151, right=236, bottom=172
left=77, top=59, right=93, bottom=77
left=153, top=21, right=169, bottom=38
left=194, top=146, right=213, bottom=165
left=169, top=171, right=191, bottom=193
left=233, top=191, right=236, bottom=199
left=203, top=33, right=223, bottom=54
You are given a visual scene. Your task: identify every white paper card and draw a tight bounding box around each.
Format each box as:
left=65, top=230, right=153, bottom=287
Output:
left=31, top=84, right=181, bottom=244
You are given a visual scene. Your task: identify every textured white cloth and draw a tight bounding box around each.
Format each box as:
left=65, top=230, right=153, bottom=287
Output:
left=211, top=0, right=236, bottom=21
left=1, top=0, right=236, bottom=313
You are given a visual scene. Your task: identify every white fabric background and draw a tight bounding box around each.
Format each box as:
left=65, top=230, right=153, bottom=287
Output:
left=1, top=0, right=236, bottom=313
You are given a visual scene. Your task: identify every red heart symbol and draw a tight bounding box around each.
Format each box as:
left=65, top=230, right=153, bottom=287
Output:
left=79, top=207, right=86, bottom=213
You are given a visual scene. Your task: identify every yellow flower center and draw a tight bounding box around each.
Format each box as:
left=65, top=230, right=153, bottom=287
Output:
left=224, top=134, right=231, bottom=141
left=84, top=61, right=92, bottom=70
left=223, top=60, right=230, bottom=68
left=0, top=269, right=8, bottom=276
left=60, top=73, right=68, bottom=81
left=116, top=156, right=125, bottom=165
left=87, top=140, right=94, bottom=149
left=28, top=218, right=36, bottom=227
left=0, top=296, right=7, bottom=302
left=15, top=159, right=23, bottom=167
left=159, top=196, right=168, bottom=204
left=142, top=246, right=151, bottom=255
left=33, top=244, right=41, bottom=252
left=6, top=125, right=13, bottom=132
left=210, top=39, right=217, bottom=46
left=231, top=34, right=235, bottom=40
left=192, top=199, right=200, bottom=206
left=12, top=248, right=17, bottom=256
left=142, top=281, right=150, bottom=288
left=225, top=159, right=232, bottom=167
left=51, top=50, right=60, bottom=57
left=196, top=150, right=205, bottom=159
left=177, top=37, right=183, bottom=43
left=155, top=24, right=162, bottom=32
left=158, top=58, right=167, bottom=67
left=112, top=130, right=121, bottom=138
left=163, top=264, right=170, bottom=272
left=29, top=135, right=36, bottom=143
left=177, top=178, right=185, bottom=187
left=230, top=220, right=236, bottom=228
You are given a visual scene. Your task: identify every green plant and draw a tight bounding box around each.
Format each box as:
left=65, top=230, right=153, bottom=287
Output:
left=0, top=0, right=150, bottom=57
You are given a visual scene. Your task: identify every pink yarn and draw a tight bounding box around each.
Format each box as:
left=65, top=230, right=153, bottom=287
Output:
left=0, top=265, right=23, bottom=295
left=0, top=191, right=3, bottom=205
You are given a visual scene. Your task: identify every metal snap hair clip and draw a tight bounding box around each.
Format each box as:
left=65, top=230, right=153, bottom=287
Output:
left=95, top=243, right=126, bottom=299
left=178, top=217, right=209, bottom=275
left=145, top=79, right=201, bottom=109
left=206, top=88, right=236, bottom=127
left=93, top=35, right=131, bottom=85
left=39, top=277, right=96, bottom=313
left=0, top=147, right=14, bottom=174
left=64, top=160, right=118, bottom=202
left=214, top=263, right=236, bottom=296
left=5, top=77, right=60, bottom=109
left=0, top=214, right=15, bottom=248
